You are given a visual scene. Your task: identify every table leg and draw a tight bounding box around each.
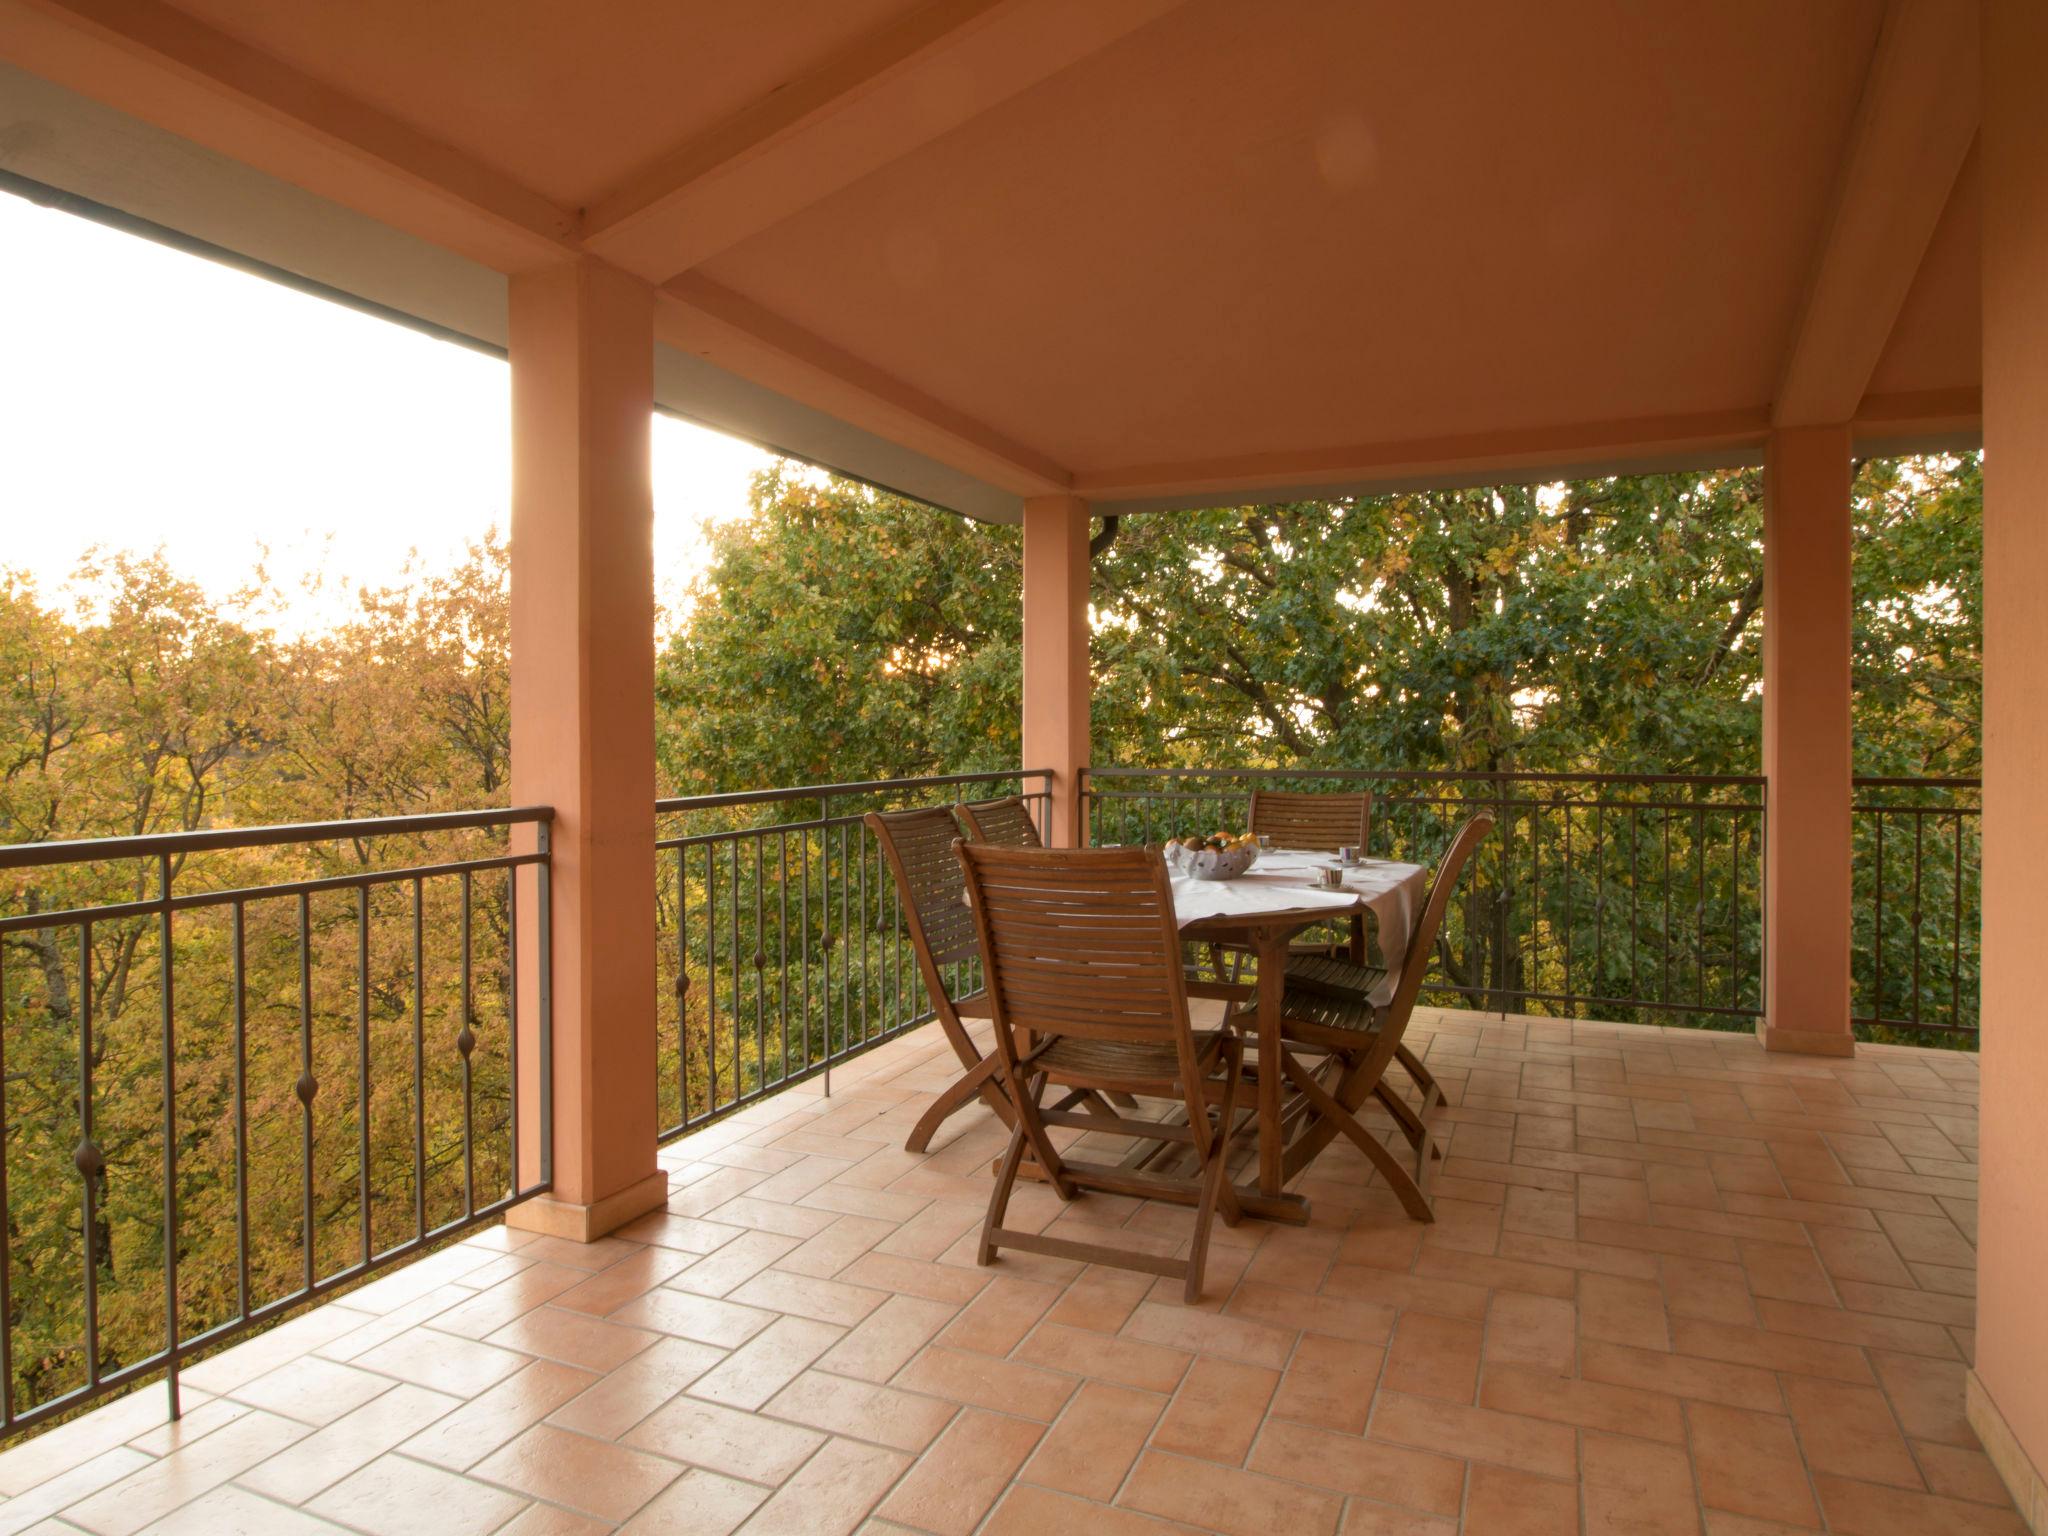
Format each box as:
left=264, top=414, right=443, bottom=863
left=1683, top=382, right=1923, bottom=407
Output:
left=1231, top=927, right=1309, bottom=1225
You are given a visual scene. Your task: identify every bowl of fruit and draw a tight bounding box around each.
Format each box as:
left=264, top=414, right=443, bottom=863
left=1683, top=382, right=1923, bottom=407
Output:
left=1163, top=831, right=1261, bottom=881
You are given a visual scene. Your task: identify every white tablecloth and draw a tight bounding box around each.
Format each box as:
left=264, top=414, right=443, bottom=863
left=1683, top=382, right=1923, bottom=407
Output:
left=1170, top=851, right=1427, bottom=1007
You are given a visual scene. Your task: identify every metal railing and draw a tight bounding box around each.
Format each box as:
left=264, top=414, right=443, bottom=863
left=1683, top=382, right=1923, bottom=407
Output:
left=654, top=772, right=1051, bottom=1140
left=1852, top=778, right=1981, bottom=1037
left=1085, top=767, right=1770, bottom=1027
left=0, top=808, right=552, bottom=1439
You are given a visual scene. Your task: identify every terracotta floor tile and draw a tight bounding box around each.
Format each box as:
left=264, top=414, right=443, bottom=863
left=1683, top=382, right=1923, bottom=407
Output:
left=760, top=1369, right=957, bottom=1451
left=875, top=1407, right=1042, bottom=1536
left=726, top=1268, right=889, bottom=1327
left=838, top=1252, right=992, bottom=1304
left=1119, top=1448, right=1343, bottom=1536
left=1411, top=1246, right=1577, bottom=1301
left=1321, top=1264, right=1492, bottom=1322
left=668, top=1230, right=804, bottom=1298
left=429, top=1262, right=590, bottom=1339
left=143, top=1483, right=350, bottom=1534
left=1870, top=1350, right=1973, bottom=1446
left=1915, top=1439, right=2014, bottom=1505
left=1779, top=1376, right=1921, bottom=1489
left=546, top=1335, right=726, bottom=1439
left=513, top=1235, right=642, bottom=1272
left=227, top=1356, right=393, bottom=1427
left=1483, top=1291, right=1577, bottom=1373
left=400, top=1359, right=599, bottom=1471
left=484, top=1305, right=659, bottom=1373
left=469, top=1422, right=681, bottom=1522
left=1383, top=1312, right=1482, bottom=1404
left=984, top=1482, right=1208, bottom=1535
left=1659, top=1258, right=1757, bottom=1325
left=1340, top=1501, right=1460, bottom=1536
left=1580, top=1339, right=1784, bottom=1413
left=1023, top=1381, right=1163, bottom=1499
left=1480, top=1362, right=1686, bottom=1442
left=1248, top=1419, right=1464, bottom=1513
left=1270, top=1332, right=1384, bottom=1433
left=775, top=1213, right=899, bottom=1278
left=1811, top=1227, right=1915, bottom=1287
left=1579, top=1271, right=1672, bottom=1350
left=1580, top=1431, right=1703, bottom=1535
left=1738, top=1240, right=1836, bottom=1304
left=305, top=1453, right=528, bottom=1536
left=617, top=1466, right=768, bottom=1535
left=688, top=1316, right=844, bottom=1411
left=1811, top=1472, right=2030, bottom=1535
left=892, top=1344, right=1078, bottom=1421
left=1463, top=1462, right=1580, bottom=1534
left=550, top=1247, right=695, bottom=1315
left=1751, top=1297, right=1958, bottom=1359
left=1015, top=1321, right=1192, bottom=1393
left=239, top=1382, right=459, bottom=1503
left=1367, top=1391, right=1577, bottom=1480
left=1687, top=1403, right=1821, bottom=1527
left=355, top=1328, right=528, bottom=1398
left=0, top=1446, right=153, bottom=1536
left=1228, top=1281, right=1397, bottom=1344
left=1668, top=1317, right=1873, bottom=1385
left=817, top=1293, right=960, bottom=1381
left=622, top=1393, right=824, bottom=1483
left=608, top=1287, right=776, bottom=1348
left=735, top=1436, right=913, bottom=1536
left=64, top=1410, right=311, bottom=1536
left=1147, top=1355, right=1276, bottom=1464
left=935, top=1277, right=1061, bottom=1355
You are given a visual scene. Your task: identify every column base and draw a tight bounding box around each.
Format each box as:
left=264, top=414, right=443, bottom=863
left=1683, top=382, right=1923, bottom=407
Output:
left=1970, top=1370, right=2048, bottom=1534
left=506, top=1169, right=669, bottom=1243
left=1754, top=1017, right=1856, bottom=1057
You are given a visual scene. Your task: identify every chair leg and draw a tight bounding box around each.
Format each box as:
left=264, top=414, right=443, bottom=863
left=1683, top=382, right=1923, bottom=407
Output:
left=1395, top=1042, right=1446, bottom=1110
left=980, top=1121, right=1029, bottom=1267
left=1011, top=1071, right=1078, bottom=1202
left=905, top=1052, right=1009, bottom=1153
left=1185, top=1042, right=1245, bottom=1301
left=1281, top=1050, right=1435, bottom=1222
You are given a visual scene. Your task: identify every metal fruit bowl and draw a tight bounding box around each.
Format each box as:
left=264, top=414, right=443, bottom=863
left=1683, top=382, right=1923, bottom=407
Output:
left=1163, top=840, right=1260, bottom=881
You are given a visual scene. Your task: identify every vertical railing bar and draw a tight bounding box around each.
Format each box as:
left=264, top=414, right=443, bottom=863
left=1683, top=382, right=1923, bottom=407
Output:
left=676, top=844, right=688, bottom=1129
left=1900, top=806, right=1916, bottom=1036
left=1629, top=807, right=1640, bottom=1004
left=537, top=819, right=554, bottom=1186
left=1562, top=797, right=1573, bottom=1010
left=1729, top=821, right=1742, bottom=1014
left=0, top=942, right=11, bottom=1427
left=753, top=835, right=765, bottom=1095
left=79, top=921, right=99, bottom=1389
left=728, top=838, right=740, bottom=1103
left=779, top=831, right=790, bottom=1091
left=508, top=856, right=520, bottom=1196
left=232, top=901, right=249, bottom=1321
left=356, top=881, right=371, bottom=1268
left=1873, top=811, right=1885, bottom=1026
left=1952, top=808, right=1966, bottom=1031
left=1593, top=803, right=1605, bottom=1010
left=460, top=868, right=475, bottom=1219
left=297, top=892, right=314, bottom=1296
left=801, top=829, right=813, bottom=1074
left=1694, top=807, right=1706, bottom=1010
left=157, top=853, right=180, bottom=1421
left=411, top=877, right=426, bottom=1239
left=707, top=838, right=719, bottom=1113
left=1661, top=811, right=1673, bottom=1008
left=858, top=818, right=870, bottom=1048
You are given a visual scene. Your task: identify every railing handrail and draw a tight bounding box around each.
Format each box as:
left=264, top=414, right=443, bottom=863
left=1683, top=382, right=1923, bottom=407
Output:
left=1850, top=776, right=1981, bottom=790
left=657, top=768, right=1052, bottom=815
left=1083, top=765, right=1769, bottom=789
left=0, top=805, right=553, bottom=872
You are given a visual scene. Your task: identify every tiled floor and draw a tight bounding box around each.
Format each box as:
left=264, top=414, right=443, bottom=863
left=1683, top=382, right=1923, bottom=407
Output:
left=0, top=1009, right=2014, bottom=1534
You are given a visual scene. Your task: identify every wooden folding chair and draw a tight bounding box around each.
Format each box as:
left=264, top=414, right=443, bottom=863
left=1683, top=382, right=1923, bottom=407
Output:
left=957, top=842, right=1247, bottom=1302
left=1209, top=788, right=1375, bottom=976
left=956, top=794, right=1043, bottom=848
left=1253, top=813, right=1493, bottom=1221
left=867, top=807, right=1020, bottom=1153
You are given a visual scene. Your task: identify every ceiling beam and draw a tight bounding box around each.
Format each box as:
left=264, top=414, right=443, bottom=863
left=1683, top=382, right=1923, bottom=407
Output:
left=1073, top=408, right=1777, bottom=506
left=659, top=274, right=1072, bottom=498
left=1773, top=0, right=1979, bottom=428
left=582, top=0, right=1186, bottom=283
left=0, top=0, right=578, bottom=270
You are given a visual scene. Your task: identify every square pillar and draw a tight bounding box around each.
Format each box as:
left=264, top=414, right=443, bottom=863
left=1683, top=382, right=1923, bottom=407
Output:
left=505, top=257, right=667, bottom=1240
left=1970, top=1, right=2048, bottom=1519
left=1759, top=424, right=1855, bottom=1057
left=1021, top=494, right=1091, bottom=847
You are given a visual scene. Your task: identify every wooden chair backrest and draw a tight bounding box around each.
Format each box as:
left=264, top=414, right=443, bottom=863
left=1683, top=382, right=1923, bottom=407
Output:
left=1247, top=789, right=1371, bottom=853
left=866, top=808, right=981, bottom=1017
left=957, top=794, right=1043, bottom=848
left=955, top=843, right=1200, bottom=1078
left=1380, top=813, right=1495, bottom=1042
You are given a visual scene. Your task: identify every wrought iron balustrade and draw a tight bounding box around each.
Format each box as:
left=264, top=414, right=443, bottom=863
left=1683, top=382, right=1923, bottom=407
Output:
left=654, top=771, right=1051, bottom=1141
left=0, top=807, right=552, bottom=1439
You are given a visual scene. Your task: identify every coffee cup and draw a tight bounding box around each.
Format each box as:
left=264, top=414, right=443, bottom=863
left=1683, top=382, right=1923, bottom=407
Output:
left=1339, top=845, right=1362, bottom=865
left=1316, top=865, right=1346, bottom=890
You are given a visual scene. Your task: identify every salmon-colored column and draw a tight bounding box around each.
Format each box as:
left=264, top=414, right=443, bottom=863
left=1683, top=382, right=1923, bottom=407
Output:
left=1758, top=425, right=1855, bottom=1057
left=1970, top=2, right=2048, bottom=1515
left=506, top=257, right=667, bottom=1240
left=1021, top=495, right=1091, bottom=847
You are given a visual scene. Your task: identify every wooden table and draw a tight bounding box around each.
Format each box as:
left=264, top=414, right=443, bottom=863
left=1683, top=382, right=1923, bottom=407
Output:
left=1173, top=856, right=1427, bottom=1223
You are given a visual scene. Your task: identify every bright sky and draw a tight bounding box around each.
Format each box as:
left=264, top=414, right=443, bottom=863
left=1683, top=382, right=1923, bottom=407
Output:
left=0, top=188, right=776, bottom=636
